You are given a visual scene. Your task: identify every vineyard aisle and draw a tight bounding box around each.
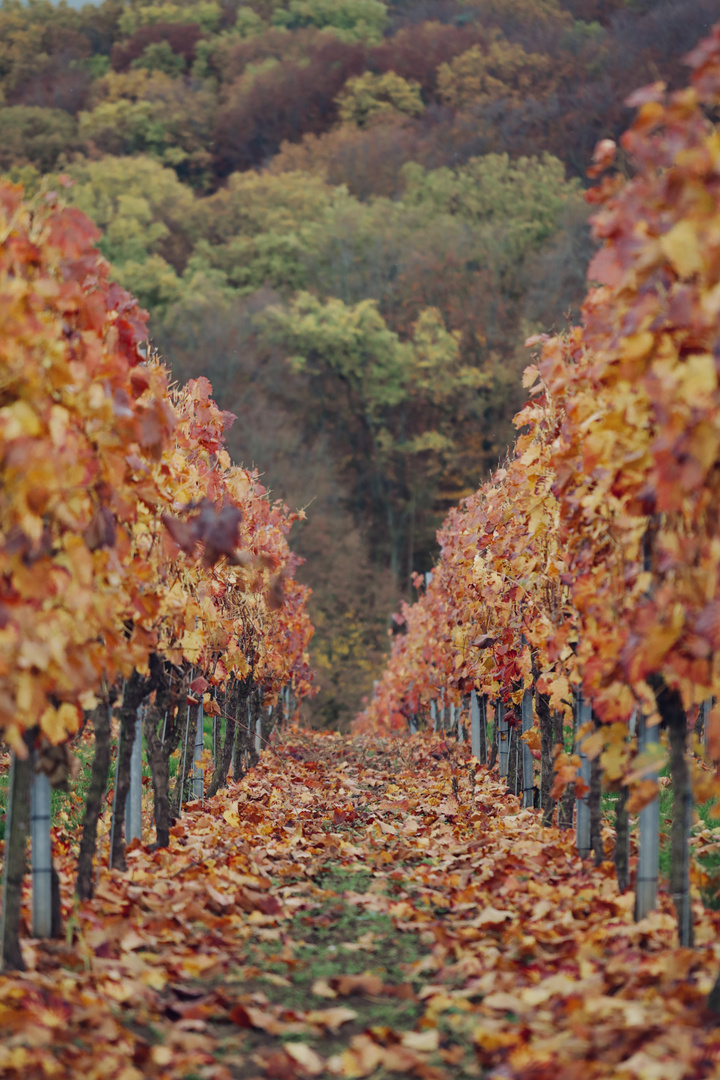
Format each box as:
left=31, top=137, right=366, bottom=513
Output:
left=2, top=730, right=720, bottom=1080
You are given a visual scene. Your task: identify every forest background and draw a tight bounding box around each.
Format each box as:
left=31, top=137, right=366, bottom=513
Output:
left=1, top=0, right=716, bottom=727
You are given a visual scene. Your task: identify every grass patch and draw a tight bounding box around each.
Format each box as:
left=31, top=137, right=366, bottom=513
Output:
left=0, top=712, right=215, bottom=842
left=602, top=764, right=720, bottom=909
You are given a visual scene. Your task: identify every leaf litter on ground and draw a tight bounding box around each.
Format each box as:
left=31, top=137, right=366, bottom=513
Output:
left=1, top=730, right=720, bottom=1079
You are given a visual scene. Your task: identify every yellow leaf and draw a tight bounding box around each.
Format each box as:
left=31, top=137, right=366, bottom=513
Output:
left=600, top=727, right=630, bottom=781
left=285, top=1043, right=325, bottom=1075
left=401, top=1030, right=439, bottom=1051
left=151, top=1046, right=173, bottom=1066
left=0, top=400, right=42, bottom=440
left=141, top=968, right=167, bottom=991
left=40, top=702, right=81, bottom=745
left=660, top=220, right=703, bottom=277
left=620, top=331, right=654, bottom=363
left=522, top=364, right=540, bottom=389
left=306, top=1007, right=358, bottom=1031
left=679, top=353, right=717, bottom=401
left=527, top=504, right=544, bottom=536
left=580, top=730, right=604, bottom=761
left=179, top=629, right=204, bottom=662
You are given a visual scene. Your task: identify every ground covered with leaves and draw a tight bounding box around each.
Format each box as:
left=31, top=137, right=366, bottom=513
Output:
left=2, top=731, right=720, bottom=1080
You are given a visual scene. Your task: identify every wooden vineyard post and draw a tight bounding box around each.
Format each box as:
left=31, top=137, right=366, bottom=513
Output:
left=408, top=682, right=417, bottom=733
left=30, top=760, right=52, bottom=939
left=451, top=701, right=461, bottom=742
left=576, top=690, right=592, bottom=858
left=522, top=686, right=534, bottom=809
left=1, top=744, right=32, bottom=970
left=498, top=701, right=509, bottom=778
left=193, top=700, right=204, bottom=800
left=635, top=711, right=660, bottom=919
left=471, top=690, right=481, bottom=759
left=125, top=707, right=143, bottom=843
left=698, top=698, right=713, bottom=758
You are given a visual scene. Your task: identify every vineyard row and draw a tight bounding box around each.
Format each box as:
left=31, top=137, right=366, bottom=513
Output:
left=357, top=24, right=720, bottom=1009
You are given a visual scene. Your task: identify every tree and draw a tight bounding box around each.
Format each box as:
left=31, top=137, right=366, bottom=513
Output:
left=117, top=1, right=222, bottom=36
left=212, top=35, right=365, bottom=174
left=131, top=39, right=187, bottom=75
left=0, top=106, right=78, bottom=173
left=110, top=21, right=204, bottom=71
left=77, top=73, right=216, bottom=185
left=336, top=70, right=424, bottom=126
left=261, top=292, right=486, bottom=579
left=271, top=0, right=388, bottom=44
left=267, top=112, right=434, bottom=200
left=436, top=34, right=557, bottom=111
left=367, top=19, right=489, bottom=99
left=64, top=153, right=200, bottom=269
left=192, top=169, right=354, bottom=292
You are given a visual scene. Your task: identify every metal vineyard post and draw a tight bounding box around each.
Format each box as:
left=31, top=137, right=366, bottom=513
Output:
left=125, top=709, right=143, bottom=843
left=576, top=691, right=592, bottom=858
left=30, top=762, right=52, bottom=938
left=635, top=711, right=660, bottom=920
left=522, top=687, right=534, bottom=809
left=193, top=701, right=204, bottom=800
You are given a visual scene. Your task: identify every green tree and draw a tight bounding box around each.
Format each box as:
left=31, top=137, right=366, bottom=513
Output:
left=193, top=169, right=355, bottom=293
left=261, top=293, right=486, bottom=578
left=271, top=0, right=387, bottom=43
left=78, top=71, right=216, bottom=185
left=399, top=152, right=582, bottom=278
left=437, top=35, right=556, bottom=111
left=118, top=0, right=222, bottom=35
left=0, top=106, right=77, bottom=172
left=131, top=39, right=186, bottom=76
left=336, top=71, right=424, bottom=127
left=63, top=155, right=201, bottom=314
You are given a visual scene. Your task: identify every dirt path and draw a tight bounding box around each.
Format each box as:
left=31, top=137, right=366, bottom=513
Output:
left=2, top=730, right=720, bottom=1079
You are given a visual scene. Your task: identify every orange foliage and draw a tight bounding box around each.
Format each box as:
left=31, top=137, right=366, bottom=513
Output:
left=356, top=24, right=720, bottom=805
left=0, top=179, right=314, bottom=754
